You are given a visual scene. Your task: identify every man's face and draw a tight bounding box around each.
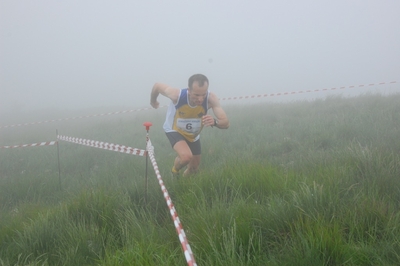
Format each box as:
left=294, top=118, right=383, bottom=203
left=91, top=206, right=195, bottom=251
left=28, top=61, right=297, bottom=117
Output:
left=188, top=81, right=208, bottom=106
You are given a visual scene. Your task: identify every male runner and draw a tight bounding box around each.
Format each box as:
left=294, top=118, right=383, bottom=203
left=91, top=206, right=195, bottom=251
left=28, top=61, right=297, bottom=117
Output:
left=150, top=74, right=229, bottom=176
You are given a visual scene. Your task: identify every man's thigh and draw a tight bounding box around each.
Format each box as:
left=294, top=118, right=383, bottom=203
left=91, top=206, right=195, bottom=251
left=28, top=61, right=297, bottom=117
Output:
left=173, top=140, right=193, bottom=157
left=166, top=132, right=201, bottom=155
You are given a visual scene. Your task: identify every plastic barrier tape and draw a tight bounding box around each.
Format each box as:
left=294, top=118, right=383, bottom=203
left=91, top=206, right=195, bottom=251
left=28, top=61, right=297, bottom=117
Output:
left=0, top=141, right=57, bottom=149
left=57, top=135, right=146, bottom=156
left=146, top=139, right=197, bottom=266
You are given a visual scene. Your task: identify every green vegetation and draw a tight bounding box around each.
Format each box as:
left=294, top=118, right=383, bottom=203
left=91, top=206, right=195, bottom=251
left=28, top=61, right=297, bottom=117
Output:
left=1, top=93, right=400, bottom=265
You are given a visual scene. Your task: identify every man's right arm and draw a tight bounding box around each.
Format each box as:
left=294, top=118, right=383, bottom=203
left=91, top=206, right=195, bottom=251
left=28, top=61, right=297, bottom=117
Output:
left=150, top=83, right=180, bottom=109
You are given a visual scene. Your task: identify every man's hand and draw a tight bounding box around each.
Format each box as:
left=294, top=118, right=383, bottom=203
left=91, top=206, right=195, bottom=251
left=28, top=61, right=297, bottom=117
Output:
left=202, top=115, right=216, bottom=127
left=151, top=100, right=159, bottom=109
left=150, top=83, right=180, bottom=108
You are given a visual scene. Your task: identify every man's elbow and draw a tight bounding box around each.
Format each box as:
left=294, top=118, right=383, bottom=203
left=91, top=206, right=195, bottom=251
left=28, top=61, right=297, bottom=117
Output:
left=152, top=83, right=161, bottom=91
left=221, top=121, right=230, bottom=129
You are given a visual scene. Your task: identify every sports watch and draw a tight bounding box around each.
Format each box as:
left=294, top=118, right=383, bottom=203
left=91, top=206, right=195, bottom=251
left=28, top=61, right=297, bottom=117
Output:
left=213, top=118, right=219, bottom=127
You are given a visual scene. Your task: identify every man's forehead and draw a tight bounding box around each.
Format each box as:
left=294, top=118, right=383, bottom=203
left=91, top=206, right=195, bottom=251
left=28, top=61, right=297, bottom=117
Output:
left=192, top=80, right=208, bottom=86
left=191, top=81, right=208, bottom=89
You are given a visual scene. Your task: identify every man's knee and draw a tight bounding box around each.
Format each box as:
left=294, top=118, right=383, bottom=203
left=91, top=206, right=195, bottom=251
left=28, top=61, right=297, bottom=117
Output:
left=179, top=153, right=193, bottom=165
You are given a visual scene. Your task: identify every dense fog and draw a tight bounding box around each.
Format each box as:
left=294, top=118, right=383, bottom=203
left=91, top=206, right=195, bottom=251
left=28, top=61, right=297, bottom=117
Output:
left=1, top=1, right=399, bottom=120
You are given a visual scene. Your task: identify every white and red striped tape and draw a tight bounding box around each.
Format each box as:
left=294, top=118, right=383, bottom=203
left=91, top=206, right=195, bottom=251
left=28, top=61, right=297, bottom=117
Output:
left=146, top=139, right=197, bottom=266
left=0, top=141, right=57, bottom=149
left=0, top=106, right=160, bottom=129
left=219, top=81, right=397, bottom=100
left=1, top=81, right=397, bottom=129
left=57, top=135, right=146, bottom=156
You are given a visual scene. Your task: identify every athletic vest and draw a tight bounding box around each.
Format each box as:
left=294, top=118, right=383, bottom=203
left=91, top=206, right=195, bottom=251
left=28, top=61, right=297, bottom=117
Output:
left=163, top=88, right=209, bottom=142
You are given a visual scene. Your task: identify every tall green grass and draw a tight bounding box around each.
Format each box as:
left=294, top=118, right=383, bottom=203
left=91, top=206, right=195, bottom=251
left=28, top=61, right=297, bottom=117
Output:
left=1, top=93, right=400, bottom=265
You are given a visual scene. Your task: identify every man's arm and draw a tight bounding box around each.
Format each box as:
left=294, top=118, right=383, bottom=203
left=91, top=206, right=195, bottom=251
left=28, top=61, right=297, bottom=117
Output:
left=150, top=83, right=180, bottom=109
left=207, top=92, right=229, bottom=129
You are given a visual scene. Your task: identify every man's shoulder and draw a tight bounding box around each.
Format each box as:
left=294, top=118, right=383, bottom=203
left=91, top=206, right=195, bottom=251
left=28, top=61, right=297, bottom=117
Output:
left=207, top=91, right=220, bottom=107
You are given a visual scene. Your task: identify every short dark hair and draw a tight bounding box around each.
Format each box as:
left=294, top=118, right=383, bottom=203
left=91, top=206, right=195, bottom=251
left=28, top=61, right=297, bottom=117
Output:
left=188, top=74, right=209, bottom=89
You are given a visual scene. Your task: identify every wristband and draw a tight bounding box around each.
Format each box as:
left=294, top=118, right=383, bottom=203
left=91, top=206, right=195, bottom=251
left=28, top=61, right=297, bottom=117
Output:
left=213, top=118, right=218, bottom=127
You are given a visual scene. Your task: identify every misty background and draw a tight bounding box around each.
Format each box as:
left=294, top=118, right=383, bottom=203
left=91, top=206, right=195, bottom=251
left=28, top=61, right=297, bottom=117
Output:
left=1, top=1, right=399, bottom=120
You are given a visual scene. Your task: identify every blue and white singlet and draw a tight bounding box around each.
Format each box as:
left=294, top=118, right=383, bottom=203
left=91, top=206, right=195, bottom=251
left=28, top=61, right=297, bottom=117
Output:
left=163, top=88, right=209, bottom=142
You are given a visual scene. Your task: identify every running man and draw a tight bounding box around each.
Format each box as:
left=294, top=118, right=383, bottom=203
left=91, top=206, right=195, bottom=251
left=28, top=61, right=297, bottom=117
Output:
left=150, top=74, right=229, bottom=177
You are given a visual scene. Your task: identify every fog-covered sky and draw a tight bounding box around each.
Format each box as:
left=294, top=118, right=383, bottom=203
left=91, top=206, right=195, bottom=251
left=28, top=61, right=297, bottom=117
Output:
left=1, top=0, right=399, bottom=113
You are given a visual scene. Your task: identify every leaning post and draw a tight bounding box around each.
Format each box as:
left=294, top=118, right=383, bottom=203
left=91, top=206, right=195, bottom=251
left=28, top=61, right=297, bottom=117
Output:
left=143, top=122, right=153, bottom=204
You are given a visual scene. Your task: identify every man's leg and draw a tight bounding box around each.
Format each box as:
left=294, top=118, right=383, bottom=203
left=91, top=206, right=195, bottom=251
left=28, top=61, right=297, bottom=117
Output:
left=184, top=154, right=201, bottom=176
left=172, top=140, right=193, bottom=172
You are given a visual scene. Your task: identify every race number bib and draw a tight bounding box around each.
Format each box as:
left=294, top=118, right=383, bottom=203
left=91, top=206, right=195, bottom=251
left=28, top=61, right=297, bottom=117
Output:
left=176, top=118, right=202, bottom=134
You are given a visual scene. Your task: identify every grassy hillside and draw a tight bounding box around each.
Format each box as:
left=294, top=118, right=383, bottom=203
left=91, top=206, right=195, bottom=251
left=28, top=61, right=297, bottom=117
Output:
left=1, top=93, right=400, bottom=265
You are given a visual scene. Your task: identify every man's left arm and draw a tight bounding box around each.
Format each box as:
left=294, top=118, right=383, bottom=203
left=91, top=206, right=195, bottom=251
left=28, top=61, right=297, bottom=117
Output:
left=207, top=92, right=230, bottom=129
